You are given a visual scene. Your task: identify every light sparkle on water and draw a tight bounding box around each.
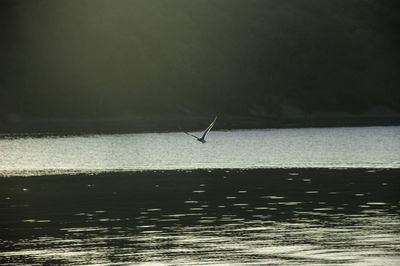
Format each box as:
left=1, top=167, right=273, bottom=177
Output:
left=0, top=126, right=399, bottom=177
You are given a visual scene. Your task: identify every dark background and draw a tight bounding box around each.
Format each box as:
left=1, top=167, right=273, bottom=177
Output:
left=1, top=0, right=399, bottom=132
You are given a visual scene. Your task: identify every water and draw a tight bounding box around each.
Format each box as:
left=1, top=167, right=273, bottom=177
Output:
left=1, top=126, right=399, bottom=176
left=1, top=126, right=400, bottom=265
left=1, top=169, right=399, bottom=265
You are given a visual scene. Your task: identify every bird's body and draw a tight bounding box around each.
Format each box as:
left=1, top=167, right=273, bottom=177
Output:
left=184, top=116, right=217, bottom=143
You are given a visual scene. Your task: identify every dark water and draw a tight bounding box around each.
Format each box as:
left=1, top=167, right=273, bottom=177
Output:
left=1, top=169, right=399, bottom=265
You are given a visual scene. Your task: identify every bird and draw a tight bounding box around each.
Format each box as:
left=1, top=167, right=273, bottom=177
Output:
left=184, top=116, right=217, bottom=143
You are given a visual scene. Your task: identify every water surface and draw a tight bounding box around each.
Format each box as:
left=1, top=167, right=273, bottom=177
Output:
left=1, top=126, right=399, bottom=265
left=1, top=126, right=399, bottom=177
left=1, top=169, right=399, bottom=265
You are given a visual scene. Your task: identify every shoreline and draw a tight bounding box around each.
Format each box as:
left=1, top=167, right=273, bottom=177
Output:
left=1, top=114, right=399, bottom=136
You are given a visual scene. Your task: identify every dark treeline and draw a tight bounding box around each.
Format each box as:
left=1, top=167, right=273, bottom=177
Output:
left=1, top=0, right=399, bottom=121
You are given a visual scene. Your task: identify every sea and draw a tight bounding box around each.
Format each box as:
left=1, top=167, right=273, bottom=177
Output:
left=0, top=126, right=399, bottom=265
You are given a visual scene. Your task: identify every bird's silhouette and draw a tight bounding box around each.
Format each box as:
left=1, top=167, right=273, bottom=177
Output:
left=184, top=116, right=217, bottom=143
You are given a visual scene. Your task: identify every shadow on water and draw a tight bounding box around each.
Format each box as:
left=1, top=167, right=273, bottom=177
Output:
left=1, top=169, right=400, bottom=265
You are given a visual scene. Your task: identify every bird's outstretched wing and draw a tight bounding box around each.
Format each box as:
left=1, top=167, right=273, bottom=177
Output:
left=201, top=116, right=217, bottom=140
left=184, top=131, right=199, bottom=139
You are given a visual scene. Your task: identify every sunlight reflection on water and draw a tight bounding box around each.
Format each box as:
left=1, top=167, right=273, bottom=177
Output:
left=1, top=169, right=400, bottom=265
left=0, top=126, right=399, bottom=177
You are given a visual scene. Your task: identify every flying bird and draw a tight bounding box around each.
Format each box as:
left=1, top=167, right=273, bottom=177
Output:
left=184, top=116, right=217, bottom=143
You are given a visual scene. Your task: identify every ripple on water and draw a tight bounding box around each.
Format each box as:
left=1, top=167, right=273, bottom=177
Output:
left=1, top=127, right=400, bottom=176
left=1, top=168, right=400, bottom=265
